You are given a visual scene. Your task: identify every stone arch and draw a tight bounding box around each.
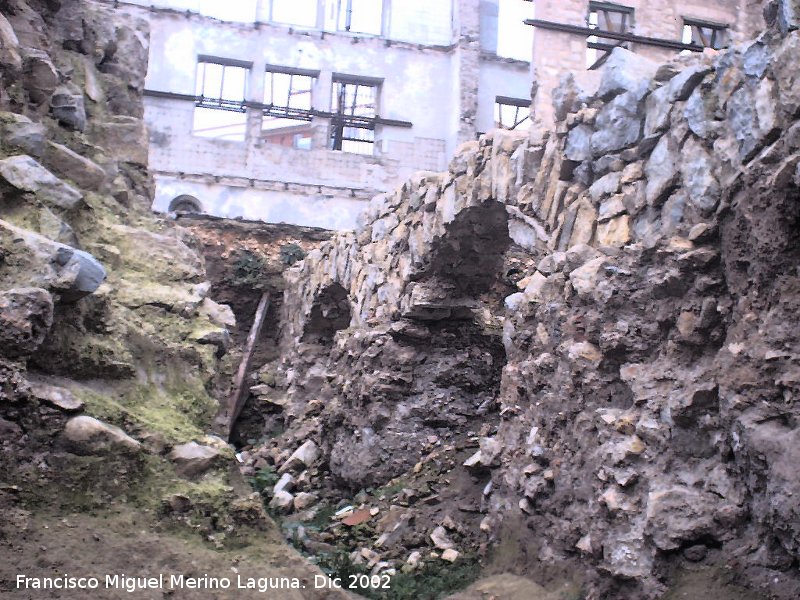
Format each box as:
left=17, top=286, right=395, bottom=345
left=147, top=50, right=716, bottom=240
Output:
left=405, top=200, right=511, bottom=319
left=168, top=194, right=202, bottom=213
left=301, top=283, right=352, bottom=343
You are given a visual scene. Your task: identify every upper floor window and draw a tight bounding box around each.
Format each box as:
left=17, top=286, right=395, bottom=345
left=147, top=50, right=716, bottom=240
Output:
left=195, top=57, right=250, bottom=110
left=682, top=18, right=729, bottom=50
left=270, top=0, right=318, bottom=27
left=586, top=1, right=634, bottom=69
left=197, top=0, right=256, bottom=23
left=496, top=0, right=534, bottom=61
left=263, top=66, right=318, bottom=149
left=328, top=0, right=383, bottom=35
left=495, top=96, right=530, bottom=131
left=330, top=76, right=379, bottom=155
left=193, top=57, right=251, bottom=141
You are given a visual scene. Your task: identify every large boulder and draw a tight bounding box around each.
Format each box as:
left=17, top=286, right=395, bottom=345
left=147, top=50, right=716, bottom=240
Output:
left=597, top=48, right=659, bottom=101
left=168, top=441, right=223, bottom=478
left=20, top=47, right=58, bottom=104
left=0, top=219, right=107, bottom=301
left=62, top=416, right=141, bottom=455
left=0, top=287, right=53, bottom=358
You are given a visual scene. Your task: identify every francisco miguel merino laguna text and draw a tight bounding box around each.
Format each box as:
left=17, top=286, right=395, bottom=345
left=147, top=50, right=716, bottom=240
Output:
left=16, top=573, right=308, bottom=593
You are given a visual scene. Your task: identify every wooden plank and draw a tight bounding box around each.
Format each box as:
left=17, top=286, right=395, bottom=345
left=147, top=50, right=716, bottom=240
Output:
left=225, top=292, right=270, bottom=439
left=525, top=19, right=706, bottom=52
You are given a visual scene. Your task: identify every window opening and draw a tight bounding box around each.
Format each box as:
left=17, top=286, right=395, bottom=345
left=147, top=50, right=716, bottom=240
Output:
left=495, top=96, right=531, bottom=131
left=330, top=78, right=378, bottom=155
left=586, top=2, right=634, bottom=70
left=193, top=58, right=250, bottom=141
left=271, top=0, right=318, bottom=27
left=497, top=0, right=534, bottom=61
left=682, top=18, right=729, bottom=50
left=263, top=67, right=317, bottom=149
left=334, top=0, right=383, bottom=35
left=197, top=0, right=256, bottom=23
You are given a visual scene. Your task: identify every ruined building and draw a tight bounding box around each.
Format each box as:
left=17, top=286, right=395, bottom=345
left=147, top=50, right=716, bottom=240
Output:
left=527, top=0, right=766, bottom=123
left=2, top=0, right=800, bottom=599
left=124, top=0, right=766, bottom=231
left=119, top=0, right=533, bottom=229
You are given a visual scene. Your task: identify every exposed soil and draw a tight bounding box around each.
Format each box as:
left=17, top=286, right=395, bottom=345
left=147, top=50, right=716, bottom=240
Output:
left=0, top=502, right=352, bottom=600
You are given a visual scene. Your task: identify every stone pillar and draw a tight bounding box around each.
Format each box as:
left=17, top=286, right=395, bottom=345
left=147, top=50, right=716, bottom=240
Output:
left=316, top=0, right=326, bottom=30
left=312, top=70, right=333, bottom=150
left=456, top=0, right=481, bottom=144
left=246, top=57, right=266, bottom=146
left=381, top=0, right=392, bottom=37
left=255, top=0, right=269, bottom=22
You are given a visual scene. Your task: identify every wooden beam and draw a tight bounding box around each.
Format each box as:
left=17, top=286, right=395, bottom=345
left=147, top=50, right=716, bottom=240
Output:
left=225, top=292, right=270, bottom=439
left=525, top=19, right=706, bottom=53
left=142, top=89, right=414, bottom=128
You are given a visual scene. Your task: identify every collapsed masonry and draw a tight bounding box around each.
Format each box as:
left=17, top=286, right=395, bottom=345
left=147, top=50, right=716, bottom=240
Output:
left=242, top=11, right=800, bottom=599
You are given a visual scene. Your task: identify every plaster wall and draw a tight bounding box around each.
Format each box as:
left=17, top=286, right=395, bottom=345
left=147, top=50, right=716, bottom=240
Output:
left=120, top=0, right=455, bottom=45
left=124, top=0, right=531, bottom=229
left=145, top=96, right=407, bottom=192
left=477, top=57, right=531, bottom=133
left=151, top=175, right=368, bottom=229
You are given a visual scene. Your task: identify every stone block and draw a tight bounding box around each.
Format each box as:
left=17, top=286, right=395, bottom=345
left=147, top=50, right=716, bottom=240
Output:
left=0, top=155, right=83, bottom=209
left=0, top=287, right=53, bottom=358
left=169, top=441, right=223, bottom=478
left=596, top=215, right=632, bottom=247
left=644, top=134, right=679, bottom=205
left=667, top=65, right=713, bottom=102
left=0, top=13, right=21, bottom=70
left=597, top=48, right=659, bottom=101
left=591, top=92, right=643, bottom=156
left=0, top=112, right=45, bottom=157
left=62, top=416, right=141, bottom=456
left=21, top=48, right=58, bottom=104
left=680, top=138, right=721, bottom=215
left=43, top=142, right=106, bottom=191
left=565, top=124, right=593, bottom=162
left=50, top=85, right=87, bottom=131
left=89, top=116, right=149, bottom=166
left=0, top=219, right=107, bottom=302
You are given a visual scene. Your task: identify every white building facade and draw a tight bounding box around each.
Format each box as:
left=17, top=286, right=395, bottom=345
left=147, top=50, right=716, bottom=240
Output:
left=116, top=0, right=534, bottom=229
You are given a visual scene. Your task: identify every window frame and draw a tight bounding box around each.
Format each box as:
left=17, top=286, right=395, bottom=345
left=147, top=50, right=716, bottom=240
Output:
left=329, top=74, right=382, bottom=154
left=586, top=2, right=634, bottom=70
left=263, top=65, right=319, bottom=121
left=194, top=55, right=252, bottom=113
left=682, top=17, right=730, bottom=50
left=494, top=96, right=531, bottom=131
left=335, top=0, right=384, bottom=35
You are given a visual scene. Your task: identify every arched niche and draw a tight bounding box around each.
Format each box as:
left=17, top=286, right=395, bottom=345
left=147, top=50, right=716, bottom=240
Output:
left=168, top=194, right=202, bottom=213
left=301, top=283, right=352, bottom=344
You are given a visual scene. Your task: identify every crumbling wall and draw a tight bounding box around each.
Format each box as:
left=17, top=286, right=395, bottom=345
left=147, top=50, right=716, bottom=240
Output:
left=256, top=13, right=800, bottom=599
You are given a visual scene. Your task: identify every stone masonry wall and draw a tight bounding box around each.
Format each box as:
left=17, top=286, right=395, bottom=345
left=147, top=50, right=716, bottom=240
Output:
left=261, top=8, right=800, bottom=599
